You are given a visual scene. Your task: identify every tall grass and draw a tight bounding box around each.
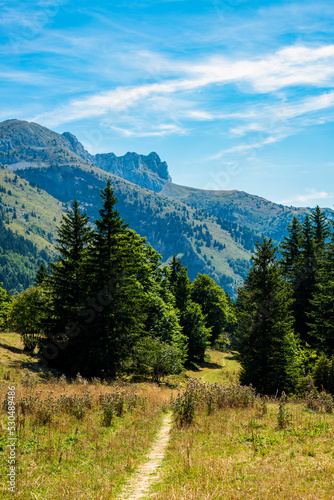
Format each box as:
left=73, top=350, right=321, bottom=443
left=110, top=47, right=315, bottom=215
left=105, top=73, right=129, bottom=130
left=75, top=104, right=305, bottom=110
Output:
left=153, top=381, right=334, bottom=500
left=0, top=372, right=171, bottom=499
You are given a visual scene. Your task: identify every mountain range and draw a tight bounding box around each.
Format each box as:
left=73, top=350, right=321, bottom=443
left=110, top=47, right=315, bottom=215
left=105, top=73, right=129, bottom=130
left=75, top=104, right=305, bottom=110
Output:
left=0, top=119, right=332, bottom=296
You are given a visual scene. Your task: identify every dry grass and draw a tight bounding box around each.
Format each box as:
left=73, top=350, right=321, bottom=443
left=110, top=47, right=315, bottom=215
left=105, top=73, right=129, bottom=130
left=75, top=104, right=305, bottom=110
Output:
left=2, top=334, right=334, bottom=500
left=0, top=333, right=174, bottom=500
left=151, top=400, right=334, bottom=499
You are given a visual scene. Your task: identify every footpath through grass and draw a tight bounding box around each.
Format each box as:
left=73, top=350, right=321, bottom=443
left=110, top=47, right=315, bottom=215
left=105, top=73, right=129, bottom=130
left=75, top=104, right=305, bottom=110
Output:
left=2, top=334, right=334, bottom=499
left=0, top=333, right=173, bottom=500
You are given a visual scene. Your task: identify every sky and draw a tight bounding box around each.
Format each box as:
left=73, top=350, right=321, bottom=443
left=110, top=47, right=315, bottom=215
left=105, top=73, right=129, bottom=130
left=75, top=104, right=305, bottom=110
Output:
left=1, top=0, right=334, bottom=208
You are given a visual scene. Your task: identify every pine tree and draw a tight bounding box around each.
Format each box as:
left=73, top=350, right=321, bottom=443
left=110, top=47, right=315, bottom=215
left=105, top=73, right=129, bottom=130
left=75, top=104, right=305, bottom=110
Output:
left=48, top=200, right=92, bottom=327
left=295, top=215, right=318, bottom=343
left=82, top=181, right=146, bottom=377
left=42, top=200, right=93, bottom=370
left=280, top=216, right=302, bottom=277
left=311, top=206, right=330, bottom=250
left=309, top=225, right=334, bottom=353
left=236, top=238, right=301, bottom=394
left=34, top=263, right=48, bottom=286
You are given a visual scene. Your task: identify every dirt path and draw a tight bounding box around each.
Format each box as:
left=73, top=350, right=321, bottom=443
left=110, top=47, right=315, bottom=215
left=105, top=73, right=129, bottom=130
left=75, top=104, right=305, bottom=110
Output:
left=117, top=412, right=172, bottom=500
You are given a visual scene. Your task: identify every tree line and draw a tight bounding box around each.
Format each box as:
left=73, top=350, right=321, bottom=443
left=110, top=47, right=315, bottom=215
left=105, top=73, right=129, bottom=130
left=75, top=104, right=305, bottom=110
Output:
left=236, top=207, right=334, bottom=395
left=6, top=181, right=235, bottom=379
left=3, top=184, right=334, bottom=396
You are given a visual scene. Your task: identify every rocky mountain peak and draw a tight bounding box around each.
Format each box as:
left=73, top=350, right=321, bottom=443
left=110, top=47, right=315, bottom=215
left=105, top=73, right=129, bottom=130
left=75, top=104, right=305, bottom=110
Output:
left=62, top=131, right=93, bottom=164
left=0, top=119, right=172, bottom=193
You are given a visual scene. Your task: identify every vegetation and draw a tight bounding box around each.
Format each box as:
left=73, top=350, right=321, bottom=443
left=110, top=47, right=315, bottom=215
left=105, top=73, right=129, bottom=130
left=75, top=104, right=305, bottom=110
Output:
left=2, top=163, right=334, bottom=497
left=5, top=182, right=233, bottom=379
left=151, top=387, right=334, bottom=500
left=0, top=360, right=170, bottom=499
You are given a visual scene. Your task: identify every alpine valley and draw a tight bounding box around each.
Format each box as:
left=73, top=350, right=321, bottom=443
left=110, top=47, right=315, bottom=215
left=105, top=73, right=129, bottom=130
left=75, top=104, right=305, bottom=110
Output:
left=0, top=119, right=332, bottom=295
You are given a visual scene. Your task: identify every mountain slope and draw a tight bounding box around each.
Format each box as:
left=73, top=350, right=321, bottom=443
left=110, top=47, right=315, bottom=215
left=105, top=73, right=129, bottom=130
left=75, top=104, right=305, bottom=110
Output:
left=1, top=119, right=331, bottom=296
left=0, top=165, right=65, bottom=292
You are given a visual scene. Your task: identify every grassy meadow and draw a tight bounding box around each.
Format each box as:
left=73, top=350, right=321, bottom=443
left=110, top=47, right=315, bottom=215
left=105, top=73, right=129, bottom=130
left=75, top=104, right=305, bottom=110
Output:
left=0, top=333, right=334, bottom=499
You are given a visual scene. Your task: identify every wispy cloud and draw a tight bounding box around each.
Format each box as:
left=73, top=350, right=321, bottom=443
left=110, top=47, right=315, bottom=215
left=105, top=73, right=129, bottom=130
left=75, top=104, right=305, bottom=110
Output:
left=281, top=189, right=332, bottom=206
left=33, top=43, right=334, bottom=129
left=105, top=123, right=186, bottom=137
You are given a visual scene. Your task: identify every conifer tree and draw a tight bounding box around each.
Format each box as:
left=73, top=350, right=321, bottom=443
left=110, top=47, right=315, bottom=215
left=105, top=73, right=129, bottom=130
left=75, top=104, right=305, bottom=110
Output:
left=311, top=205, right=330, bottom=250
left=34, top=263, right=48, bottom=286
left=47, top=200, right=92, bottom=332
left=236, top=238, right=301, bottom=394
left=83, top=181, right=146, bottom=377
left=280, top=216, right=302, bottom=277
left=42, top=200, right=93, bottom=370
left=309, top=225, right=334, bottom=353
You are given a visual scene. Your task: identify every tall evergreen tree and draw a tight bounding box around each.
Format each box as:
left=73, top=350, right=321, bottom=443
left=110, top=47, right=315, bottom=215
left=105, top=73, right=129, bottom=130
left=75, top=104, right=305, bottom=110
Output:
left=280, top=216, right=302, bottom=278
left=82, top=181, right=146, bottom=377
left=236, top=238, right=301, bottom=394
left=48, top=200, right=92, bottom=328
left=42, top=200, right=93, bottom=370
left=295, top=214, right=318, bottom=343
left=311, top=205, right=330, bottom=250
left=309, top=225, right=334, bottom=354
left=34, top=263, right=48, bottom=286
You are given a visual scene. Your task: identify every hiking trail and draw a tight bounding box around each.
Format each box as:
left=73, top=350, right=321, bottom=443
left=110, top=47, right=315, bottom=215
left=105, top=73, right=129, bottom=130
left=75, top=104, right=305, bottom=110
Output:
left=117, top=412, right=172, bottom=499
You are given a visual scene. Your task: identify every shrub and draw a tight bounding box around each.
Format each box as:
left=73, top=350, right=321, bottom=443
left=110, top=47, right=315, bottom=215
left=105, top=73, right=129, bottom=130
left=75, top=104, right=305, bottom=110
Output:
left=277, top=392, right=292, bottom=429
left=173, top=378, right=257, bottom=427
left=306, top=391, right=334, bottom=414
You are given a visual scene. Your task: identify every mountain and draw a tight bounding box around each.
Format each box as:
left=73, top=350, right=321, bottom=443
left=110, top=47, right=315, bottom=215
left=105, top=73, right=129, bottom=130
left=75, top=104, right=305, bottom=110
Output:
left=0, top=119, right=332, bottom=296
left=0, top=164, right=65, bottom=292
left=0, top=119, right=171, bottom=193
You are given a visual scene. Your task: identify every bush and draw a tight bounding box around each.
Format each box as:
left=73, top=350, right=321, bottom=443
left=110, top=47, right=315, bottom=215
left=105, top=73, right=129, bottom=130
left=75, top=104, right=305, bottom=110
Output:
left=99, top=389, right=144, bottom=427
left=306, top=391, right=334, bottom=414
left=8, top=286, right=48, bottom=352
left=134, top=338, right=184, bottom=381
left=173, top=378, right=257, bottom=427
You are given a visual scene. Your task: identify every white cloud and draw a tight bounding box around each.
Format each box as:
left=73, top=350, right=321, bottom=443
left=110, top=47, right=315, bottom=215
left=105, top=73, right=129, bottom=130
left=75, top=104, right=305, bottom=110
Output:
left=105, top=123, right=186, bottom=137
left=207, top=135, right=283, bottom=160
left=32, top=43, right=334, bottom=137
left=281, top=189, right=332, bottom=205
left=185, top=44, right=334, bottom=93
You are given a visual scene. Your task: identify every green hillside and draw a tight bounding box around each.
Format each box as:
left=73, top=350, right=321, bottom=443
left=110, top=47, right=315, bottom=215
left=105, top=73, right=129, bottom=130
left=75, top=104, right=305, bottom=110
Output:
left=0, top=165, right=65, bottom=292
left=2, top=119, right=332, bottom=295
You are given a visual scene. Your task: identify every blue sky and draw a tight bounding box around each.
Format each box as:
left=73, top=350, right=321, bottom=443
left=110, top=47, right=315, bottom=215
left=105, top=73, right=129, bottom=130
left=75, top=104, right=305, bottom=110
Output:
left=1, top=0, right=334, bottom=207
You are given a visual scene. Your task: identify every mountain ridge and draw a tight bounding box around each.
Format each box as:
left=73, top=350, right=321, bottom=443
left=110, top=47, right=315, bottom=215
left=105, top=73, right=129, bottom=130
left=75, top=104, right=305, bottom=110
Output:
left=0, top=119, right=332, bottom=295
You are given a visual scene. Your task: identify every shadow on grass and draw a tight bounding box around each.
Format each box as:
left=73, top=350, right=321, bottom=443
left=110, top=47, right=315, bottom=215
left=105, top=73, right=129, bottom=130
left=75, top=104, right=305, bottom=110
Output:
left=224, top=353, right=238, bottom=361
left=186, top=360, right=222, bottom=372
left=0, top=341, right=25, bottom=355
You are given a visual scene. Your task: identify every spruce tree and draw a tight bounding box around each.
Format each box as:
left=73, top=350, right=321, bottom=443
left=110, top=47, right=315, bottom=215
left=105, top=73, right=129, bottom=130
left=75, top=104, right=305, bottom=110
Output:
left=34, top=263, right=48, bottom=286
left=280, top=216, right=302, bottom=277
left=48, top=200, right=92, bottom=327
left=43, top=200, right=93, bottom=370
left=309, top=225, right=334, bottom=354
left=83, top=181, right=146, bottom=377
left=311, top=205, right=330, bottom=250
left=236, top=238, right=301, bottom=394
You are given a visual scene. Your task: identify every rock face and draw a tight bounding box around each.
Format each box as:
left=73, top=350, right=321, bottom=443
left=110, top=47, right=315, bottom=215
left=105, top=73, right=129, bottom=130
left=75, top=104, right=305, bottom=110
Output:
left=62, top=131, right=94, bottom=164
left=0, top=120, right=172, bottom=193
left=94, top=151, right=171, bottom=192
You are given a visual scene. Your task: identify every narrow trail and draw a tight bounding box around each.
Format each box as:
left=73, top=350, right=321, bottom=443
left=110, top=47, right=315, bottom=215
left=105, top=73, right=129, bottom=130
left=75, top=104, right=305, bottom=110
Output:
left=117, top=412, right=172, bottom=500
